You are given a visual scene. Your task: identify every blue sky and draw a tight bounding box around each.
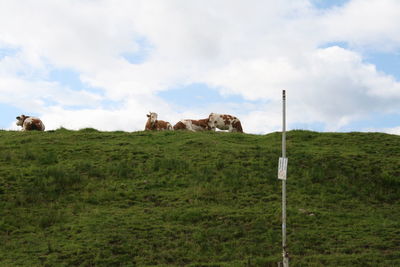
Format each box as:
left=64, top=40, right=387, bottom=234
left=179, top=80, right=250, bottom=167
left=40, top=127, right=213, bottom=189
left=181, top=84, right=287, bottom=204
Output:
left=157, top=83, right=260, bottom=112
left=0, top=0, right=399, bottom=134
left=312, top=0, right=350, bottom=9
left=365, top=51, right=400, bottom=79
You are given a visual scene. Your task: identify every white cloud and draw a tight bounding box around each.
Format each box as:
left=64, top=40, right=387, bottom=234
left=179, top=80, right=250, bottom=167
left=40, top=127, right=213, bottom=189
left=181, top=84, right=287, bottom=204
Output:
left=386, top=127, right=400, bottom=135
left=363, top=126, right=400, bottom=135
left=205, top=46, right=400, bottom=130
left=1, top=0, right=400, bottom=132
left=0, top=75, right=103, bottom=111
left=320, top=0, right=400, bottom=51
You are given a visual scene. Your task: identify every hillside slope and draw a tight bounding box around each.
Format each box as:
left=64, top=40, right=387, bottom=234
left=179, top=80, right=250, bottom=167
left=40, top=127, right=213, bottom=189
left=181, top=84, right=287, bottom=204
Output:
left=0, top=129, right=399, bottom=266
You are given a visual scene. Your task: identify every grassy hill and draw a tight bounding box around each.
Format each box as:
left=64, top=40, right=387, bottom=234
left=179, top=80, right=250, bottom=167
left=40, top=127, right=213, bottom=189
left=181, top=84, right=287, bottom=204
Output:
left=0, top=129, right=399, bottom=266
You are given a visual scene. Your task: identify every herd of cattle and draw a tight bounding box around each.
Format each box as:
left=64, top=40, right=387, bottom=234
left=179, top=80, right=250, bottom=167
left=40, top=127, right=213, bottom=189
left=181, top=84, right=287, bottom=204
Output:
left=15, top=112, right=243, bottom=133
left=145, top=112, right=243, bottom=132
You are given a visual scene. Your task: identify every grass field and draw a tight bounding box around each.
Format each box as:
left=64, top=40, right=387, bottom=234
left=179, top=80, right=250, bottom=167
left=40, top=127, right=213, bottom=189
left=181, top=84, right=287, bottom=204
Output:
left=0, top=129, right=399, bottom=266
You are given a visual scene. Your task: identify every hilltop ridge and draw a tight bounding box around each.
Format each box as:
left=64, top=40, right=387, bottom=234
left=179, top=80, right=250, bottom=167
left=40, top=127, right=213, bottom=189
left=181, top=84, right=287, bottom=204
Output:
left=0, top=129, right=399, bottom=266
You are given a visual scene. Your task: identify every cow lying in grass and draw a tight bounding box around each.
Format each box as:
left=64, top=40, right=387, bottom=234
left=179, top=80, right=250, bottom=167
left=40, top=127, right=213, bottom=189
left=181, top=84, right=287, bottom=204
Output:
left=145, top=112, right=173, bottom=131
left=208, top=113, right=243, bottom=133
left=16, top=115, right=45, bottom=131
left=173, top=119, right=210, bottom=132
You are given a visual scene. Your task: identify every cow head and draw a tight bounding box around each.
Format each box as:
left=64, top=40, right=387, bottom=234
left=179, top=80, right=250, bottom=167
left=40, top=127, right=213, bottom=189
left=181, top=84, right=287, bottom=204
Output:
left=16, top=115, right=28, bottom=126
left=146, top=112, right=158, bottom=124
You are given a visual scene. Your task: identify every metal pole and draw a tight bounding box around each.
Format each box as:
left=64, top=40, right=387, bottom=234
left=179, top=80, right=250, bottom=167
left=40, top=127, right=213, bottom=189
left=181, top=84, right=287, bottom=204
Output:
left=282, top=90, right=289, bottom=267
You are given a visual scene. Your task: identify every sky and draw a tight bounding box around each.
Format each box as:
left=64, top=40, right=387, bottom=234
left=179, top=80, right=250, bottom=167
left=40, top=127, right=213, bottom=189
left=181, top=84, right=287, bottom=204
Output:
left=0, top=0, right=399, bottom=134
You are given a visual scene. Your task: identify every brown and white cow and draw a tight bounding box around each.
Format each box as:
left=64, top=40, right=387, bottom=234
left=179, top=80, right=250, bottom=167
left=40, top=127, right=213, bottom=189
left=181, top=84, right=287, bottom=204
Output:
left=145, top=112, right=173, bottom=131
left=16, top=115, right=45, bottom=131
left=208, top=113, right=243, bottom=133
left=173, top=119, right=210, bottom=132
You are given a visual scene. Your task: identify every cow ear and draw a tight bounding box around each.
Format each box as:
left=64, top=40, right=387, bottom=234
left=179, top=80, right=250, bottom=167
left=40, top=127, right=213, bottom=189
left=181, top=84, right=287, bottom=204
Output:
left=147, top=114, right=150, bottom=117
left=16, top=116, right=20, bottom=120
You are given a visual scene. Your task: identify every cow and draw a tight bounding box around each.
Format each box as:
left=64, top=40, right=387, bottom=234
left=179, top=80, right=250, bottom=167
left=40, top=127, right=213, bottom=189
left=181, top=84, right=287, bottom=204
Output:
left=145, top=112, right=173, bottom=131
left=207, top=113, right=243, bottom=133
left=16, top=115, right=45, bottom=131
left=173, top=119, right=210, bottom=132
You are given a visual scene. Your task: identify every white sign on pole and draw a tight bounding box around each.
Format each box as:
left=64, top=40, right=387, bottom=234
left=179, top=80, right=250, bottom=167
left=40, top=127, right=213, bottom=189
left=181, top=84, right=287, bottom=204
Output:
left=278, top=157, right=288, bottom=180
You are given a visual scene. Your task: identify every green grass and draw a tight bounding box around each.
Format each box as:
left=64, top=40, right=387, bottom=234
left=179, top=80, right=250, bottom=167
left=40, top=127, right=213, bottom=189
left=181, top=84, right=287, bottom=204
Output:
left=0, top=129, right=399, bottom=266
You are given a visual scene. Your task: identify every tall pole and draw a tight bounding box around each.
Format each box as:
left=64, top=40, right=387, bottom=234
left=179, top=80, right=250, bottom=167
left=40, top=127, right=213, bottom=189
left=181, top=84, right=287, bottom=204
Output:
left=282, top=90, right=289, bottom=267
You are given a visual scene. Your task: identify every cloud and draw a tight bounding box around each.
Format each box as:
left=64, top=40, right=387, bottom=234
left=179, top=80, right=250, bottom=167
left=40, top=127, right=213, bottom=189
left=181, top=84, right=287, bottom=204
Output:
left=1, top=0, right=400, bottom=132
left=320, top=0, right=400, bottom=51
left=205, top=46, right=400, bottom=130
left=364, top=126, right=400, bottom=135
left=0, top=75, right=103, bottom=111
left=386, top=127, right=400, bottom=135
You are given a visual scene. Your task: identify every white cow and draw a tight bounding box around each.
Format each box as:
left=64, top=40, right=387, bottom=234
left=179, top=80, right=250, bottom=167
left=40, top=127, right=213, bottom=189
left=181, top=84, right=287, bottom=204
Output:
left=173, top=119, right=210, bottom=131
left=16, top=115, right=45, bottom=131
left=207, top=113, right=243, bottom=133
left=145, top=112, right=173, bottom=131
